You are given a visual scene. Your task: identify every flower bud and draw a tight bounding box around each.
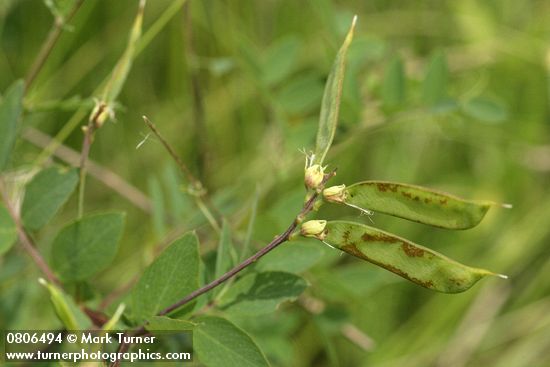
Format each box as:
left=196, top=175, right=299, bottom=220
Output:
left=323, top=184, right=347, bottom=203
left=89, top=101, right=113, bottom=129
left=300, top=220, right=327, bottom=240
left=304, top=164, right=324, bottom=190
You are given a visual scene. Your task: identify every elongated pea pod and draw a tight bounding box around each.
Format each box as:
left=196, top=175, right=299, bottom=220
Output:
left=326, top=181, right=506, bottom=230
left=307, top=221, right=505, bottom=293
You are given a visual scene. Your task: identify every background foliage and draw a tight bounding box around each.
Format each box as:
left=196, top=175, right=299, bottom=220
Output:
left=1, top=0, right=550, bottom=366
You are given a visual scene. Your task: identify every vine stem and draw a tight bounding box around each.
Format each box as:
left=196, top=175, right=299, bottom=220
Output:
left=110, top=170, right=336, bottom=367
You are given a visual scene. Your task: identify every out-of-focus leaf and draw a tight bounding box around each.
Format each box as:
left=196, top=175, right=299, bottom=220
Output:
left=382, top=56, right=405, bottom=107
left=255, top=242, right=324, bottom=273
left=213, top=220, right=235, bottom=297
left=277, top=74, right=324, bottom=114
left=0, top=204, right=17, bottom=255
left=101, top=0, right=145, bottom=104
left=38, top=278, right=90, bottom=330
left=314, top=16, right=356, bottom=165
left=422, top=51, right=448, bottom=106
left=240, top=187, right=259, bottom=261
left=51, top=212, right=126, bottom=281
left=317, top=221, right=503, bottom=293
left=217, top=271, right=308, bottom=315
left=215, top=220, right=234, bottom=278
left=148, top=175, right=166, bottom=239
left=337, top=181, right=494, bottom=229
left=162, top=163, right=190, bottom=219
left=145, top=316, right=196, bottom=332
left=463, top=96, right=508, bottom=123
left=262, top=36, right=300, bottom=87
left=194, top=316, right=269, bottom=367
left=0, top=80, right=24, bottom=171
left=21, top=166, right=78, bottom=231
left=130, top=232, right=199, bottom=322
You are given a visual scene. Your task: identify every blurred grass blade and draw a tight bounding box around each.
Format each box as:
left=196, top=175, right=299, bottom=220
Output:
left=102, top=303, right=126, bottom=331
left=214, top=220, right=235, bottom=290
left=319, top=221, right=505, bottom=293
left=38, top=278, right=90, bottom=330
left=314, top=16, right=357, bottom=165
left=101, top=0, right=145, bottom=104
left=338, top=181, right=497, bottom=229
left=43, top=0, right=78, bottom=22
left=148, top=175, right=167, bottom=239
left=422, top=51, right=448, bottom=105
left=382, top=56, right=405, bottom=107
left=0, top=80, right=24, bottom=171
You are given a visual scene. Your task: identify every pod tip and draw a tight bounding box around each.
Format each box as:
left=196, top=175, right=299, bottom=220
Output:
left=501, top=203, right=513, bottom=209
left=495, top=273, right=508, bottom=279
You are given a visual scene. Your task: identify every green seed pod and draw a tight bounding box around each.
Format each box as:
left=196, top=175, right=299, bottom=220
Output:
left=313, top=221, right=506, bottom=293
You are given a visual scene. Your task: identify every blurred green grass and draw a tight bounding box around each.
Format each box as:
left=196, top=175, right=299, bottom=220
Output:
left=1, top=0, right=550, bottom=366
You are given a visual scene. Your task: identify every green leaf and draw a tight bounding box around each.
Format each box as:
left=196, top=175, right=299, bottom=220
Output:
left=0, top=80, right=24, bottom=171
left=381, top=56, right=405, bottom=107
left=0, top=203, right=17, bottom=255
left=21, top=166, right=78, bottom=231
left=101, top=0, right=145, bottom=104
left=255, top=242, right=324, bottom=274
left=318, top=221, right=504, bottom=293
left=145, top=316, right=196, bottom=332
left=338, top=181, right=494, bottom=229
left=194, top=316, right=269, bottom=367
left=314, top=16, right=356, bottom=165
left=38, top=278, right=91, bottom=330
left=422, top=51, right=448, bottom=106
left=463, top=96, right=508, bottom=123
left=217, top=271, right=308, bottom=315
left=130, top=232, right=199, bottom=322
left=51, top=212, right=126, bottom=281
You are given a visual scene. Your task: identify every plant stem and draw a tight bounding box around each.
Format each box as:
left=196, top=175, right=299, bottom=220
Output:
left=142, top=116, right=221, bottom=232
left=0, top=180, right=60, bottom=286
left=24, top=0, right=85, bottom=92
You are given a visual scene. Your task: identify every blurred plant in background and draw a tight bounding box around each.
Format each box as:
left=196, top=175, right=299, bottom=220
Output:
left=1, top=0, right=549, bottom=366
